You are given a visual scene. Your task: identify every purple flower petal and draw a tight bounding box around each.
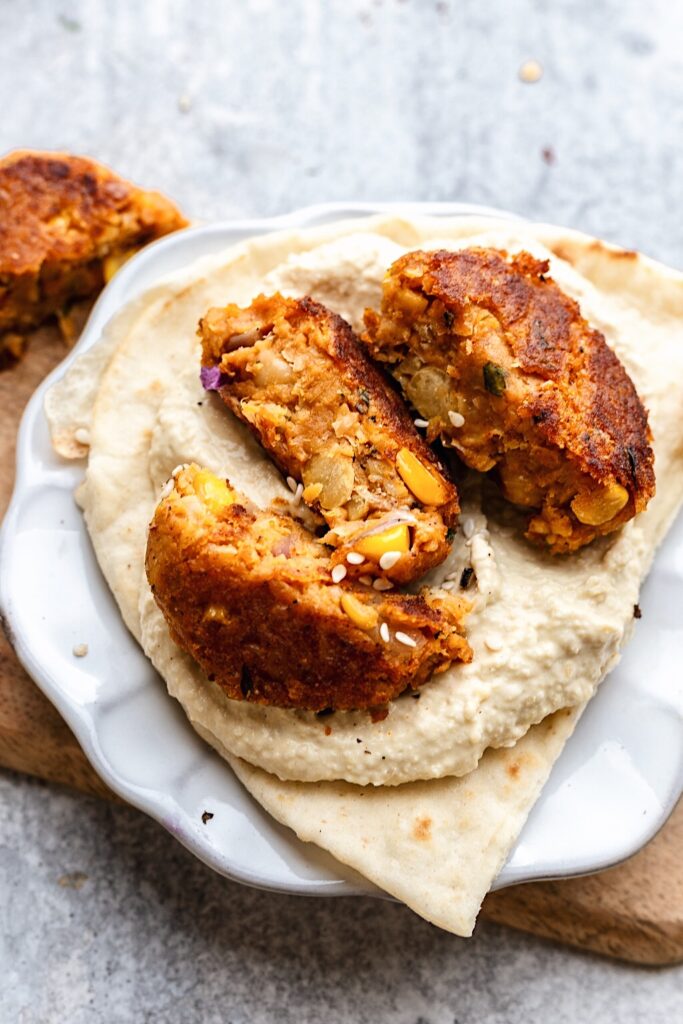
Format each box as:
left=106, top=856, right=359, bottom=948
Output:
left=200, top=365, right=225, bottom=391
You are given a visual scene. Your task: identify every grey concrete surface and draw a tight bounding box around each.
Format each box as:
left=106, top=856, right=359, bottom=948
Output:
left=1, top=0, right=683, bottom=1020
left=2, top=771, right=683, bottom=1024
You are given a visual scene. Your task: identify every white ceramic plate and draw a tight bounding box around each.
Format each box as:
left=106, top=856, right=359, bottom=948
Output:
left=1, top=202, right=682, bottom=899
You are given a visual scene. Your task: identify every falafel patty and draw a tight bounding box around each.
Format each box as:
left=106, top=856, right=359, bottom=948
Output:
left=146, top=466, right=471, bottom=711
left=363, top=248, right=655, bottom=553
left=199, top=293, right=459, bottom=585
left=0, top=150, right=187, bottom=365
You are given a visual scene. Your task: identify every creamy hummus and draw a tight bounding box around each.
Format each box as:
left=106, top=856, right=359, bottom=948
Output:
left=47, top=215, right=683, bottom=787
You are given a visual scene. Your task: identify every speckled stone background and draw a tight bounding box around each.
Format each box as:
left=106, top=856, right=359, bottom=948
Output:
left=1, top=1, right=682, bottom=1020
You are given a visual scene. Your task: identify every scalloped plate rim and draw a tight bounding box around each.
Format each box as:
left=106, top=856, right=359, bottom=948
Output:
left=1, top=200, right=681, bottom=902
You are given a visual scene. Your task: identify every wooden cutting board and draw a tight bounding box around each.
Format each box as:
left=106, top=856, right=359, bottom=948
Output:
left=1, top=329, right=681, bottom=965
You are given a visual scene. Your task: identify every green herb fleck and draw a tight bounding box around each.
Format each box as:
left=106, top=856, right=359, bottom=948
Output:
left=483, top=362, right=507, bottom=396
left=356, top=387, right=371, bottom=414
left=58, top=14, right=81, bottom=32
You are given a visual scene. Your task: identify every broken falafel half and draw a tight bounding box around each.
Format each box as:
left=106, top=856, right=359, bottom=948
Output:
left=363, top=247, right=655, bottom=553
left=199, top=292, right=459, bottom=585
left=145, top=465, right=471, bottom=712
left=0, top=150, right=187, bottom=365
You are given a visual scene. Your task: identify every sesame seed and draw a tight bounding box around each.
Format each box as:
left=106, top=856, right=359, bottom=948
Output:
left=160, top=479, right=174, bottom=500
left=331, top=564, right=347, bottom=583
left=413, top=418, right=429, bottom=429
left=395, top=631, right=417, bottom=648
left=72, top=643, right=88, bottom=657
left=462, top=516, right=476, bottom=539
left=358, top=574, right=374, bottom=586
left=441, top=580, right=455, bottom=590
left=448, top=410, right=465, bottom=428
left=171, top=463, right=189, bottom=477
left=286, top=476, right=298, bottom=493
left=380, top=623, right=390, bottom=643
left=74, top=427, right=90, bottom=446
left=485, top=634, right=504, bottom=652
left=379, top=550, right=402, bottom=571
left=346, top=551, right=365, bottom=565
left=373, top=578, right=393, bottom=591
left=519, top=59, right=543, bottom=83
left=291, top=482, right=303, bottom=505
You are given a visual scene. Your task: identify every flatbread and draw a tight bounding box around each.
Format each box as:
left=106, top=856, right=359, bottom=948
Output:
left=228, top=708, right=579, bottom=936
left=45, top=214, right=683, bottom=935
left=66, top=219, right=678, bottom=786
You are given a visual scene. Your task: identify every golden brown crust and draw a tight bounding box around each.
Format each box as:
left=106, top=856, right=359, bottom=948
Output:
left=145, top=466, right=471, bottom=711
left=200, top=293, right=459, bottom=584
left=0, top=150, right=187, bottom=353
left=363, top=248, right=655, bottom=553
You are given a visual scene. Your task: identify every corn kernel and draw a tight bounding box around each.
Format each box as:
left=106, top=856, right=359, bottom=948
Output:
left=354, top=523, right=410, bottom=561
left=396, top=287, right=429, bottom=315
left=302, top=482, right=323, bottom=503
left=396, top=448, right=451, bottom=506
left=103, top=248, right=136, bottom=282
left=571, top=481, right=629, bottom=526
left=340, top=592, right=379, bottom=631
left=203, top=604, right=229, bottom=623
left=194, top=469, right=235, bottom=511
